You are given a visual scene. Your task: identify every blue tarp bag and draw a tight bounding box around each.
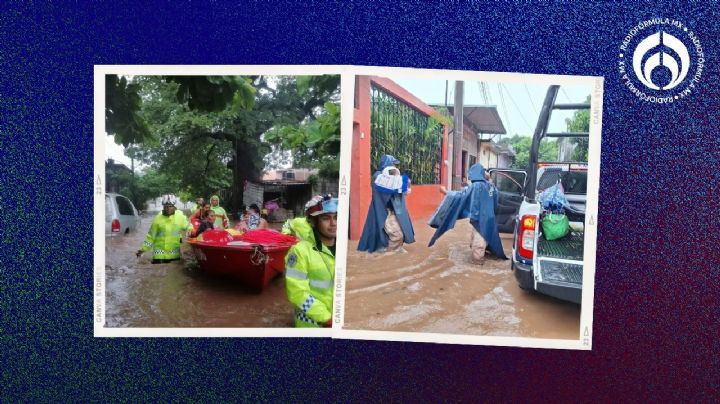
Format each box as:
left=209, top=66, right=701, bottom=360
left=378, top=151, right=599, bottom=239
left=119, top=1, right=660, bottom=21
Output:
left=538, top=182, right=569, bottom=213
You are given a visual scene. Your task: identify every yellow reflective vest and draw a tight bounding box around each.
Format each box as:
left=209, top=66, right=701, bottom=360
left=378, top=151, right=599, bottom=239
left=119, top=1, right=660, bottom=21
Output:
left=285, top=237, right=335, bottom=328
left=141, top=212, right=192, bottom=261
left=281, top=217, right=314, bottom=243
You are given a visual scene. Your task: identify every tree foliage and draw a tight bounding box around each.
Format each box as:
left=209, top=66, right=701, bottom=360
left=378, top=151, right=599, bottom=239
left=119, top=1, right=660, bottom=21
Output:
left=264, top=75, right=341, bottom=178
left=105, top=75, right=152, bottom=147
left=565, top=95, right=591, bottom=162
left=106, top=74, right=341, bottom=211
left=166, top=76, right=256, bottom=112
left=499, top=135, right=558, bottom=170
left=106, top=166, right=178, bottom=210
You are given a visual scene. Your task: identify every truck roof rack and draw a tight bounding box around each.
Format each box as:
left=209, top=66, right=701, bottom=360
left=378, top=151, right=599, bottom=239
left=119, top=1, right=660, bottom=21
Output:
left=545, top=132, right=589, bottom=138
left=525, top=85, right=591, bottom=199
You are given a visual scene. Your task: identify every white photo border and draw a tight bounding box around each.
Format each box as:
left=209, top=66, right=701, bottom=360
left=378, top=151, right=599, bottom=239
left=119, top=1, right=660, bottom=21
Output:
left=94, top=65, right=602, bottom=349
left=94, top=65, right=349, bottom=337
left=333, top=66, right=603, bottom=351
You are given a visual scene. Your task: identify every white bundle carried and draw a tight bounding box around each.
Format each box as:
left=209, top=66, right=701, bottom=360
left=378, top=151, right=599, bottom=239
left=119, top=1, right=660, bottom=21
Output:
left=374, top=166, right=405, bottom=194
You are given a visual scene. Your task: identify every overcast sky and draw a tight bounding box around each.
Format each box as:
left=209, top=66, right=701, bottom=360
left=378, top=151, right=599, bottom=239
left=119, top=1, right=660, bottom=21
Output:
left=392, top=77, right=592, bottom=137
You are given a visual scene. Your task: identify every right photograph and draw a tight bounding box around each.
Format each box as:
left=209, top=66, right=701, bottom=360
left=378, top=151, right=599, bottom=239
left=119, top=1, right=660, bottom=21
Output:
left=341, top=72, right=601, bottom=343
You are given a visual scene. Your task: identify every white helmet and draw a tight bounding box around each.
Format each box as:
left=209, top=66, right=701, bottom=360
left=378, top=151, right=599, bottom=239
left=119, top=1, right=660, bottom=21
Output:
left=161, top=194, right=177, bottom=206
left=304, top=194, right=338, bottom=217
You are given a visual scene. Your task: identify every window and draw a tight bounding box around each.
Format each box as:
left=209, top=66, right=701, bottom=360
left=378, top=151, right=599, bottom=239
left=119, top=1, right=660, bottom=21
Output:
left=493, top=171, right=525, bottom=194
left=116, top=196, right=135, bottom=216
left=537, top=170, right=587, bottom=195
left=105, top=196, right=113, bottom=218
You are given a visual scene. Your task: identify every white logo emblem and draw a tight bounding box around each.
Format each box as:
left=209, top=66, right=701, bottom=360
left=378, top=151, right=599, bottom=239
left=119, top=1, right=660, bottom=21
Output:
left=633, top=32, right=689, bottom=90
left=619, top=18, right=704, bottom=103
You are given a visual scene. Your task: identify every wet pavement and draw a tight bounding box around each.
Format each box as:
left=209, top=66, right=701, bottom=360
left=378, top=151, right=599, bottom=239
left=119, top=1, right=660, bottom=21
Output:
left=104, top=214, right=293, bottom=328
left=343, top=220, right=581, bottom=339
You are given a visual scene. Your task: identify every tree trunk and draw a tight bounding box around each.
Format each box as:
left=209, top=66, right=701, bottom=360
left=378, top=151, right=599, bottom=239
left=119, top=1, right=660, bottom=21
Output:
left=230, top=136, right=263, bottom=216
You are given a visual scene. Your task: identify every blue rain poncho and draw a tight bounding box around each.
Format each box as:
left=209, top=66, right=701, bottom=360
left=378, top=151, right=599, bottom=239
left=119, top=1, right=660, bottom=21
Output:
left=358, top=154, right=416, bottom=253
left=427, top=164, right=507, bottom=259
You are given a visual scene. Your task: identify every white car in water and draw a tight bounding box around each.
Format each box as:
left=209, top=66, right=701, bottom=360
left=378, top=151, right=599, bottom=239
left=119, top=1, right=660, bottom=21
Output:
left=105, top=193, right=141, bottom=236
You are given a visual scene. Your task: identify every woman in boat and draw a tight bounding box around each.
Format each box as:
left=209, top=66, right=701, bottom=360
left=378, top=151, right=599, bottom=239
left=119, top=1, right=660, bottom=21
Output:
left=246, top=204, right=268, bottom=230
left=209, top=195, right=229, bottom=229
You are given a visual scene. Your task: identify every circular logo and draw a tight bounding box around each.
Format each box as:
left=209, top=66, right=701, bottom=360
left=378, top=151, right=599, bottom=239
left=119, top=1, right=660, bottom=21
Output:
left=619, top=18, right=704, bottom=103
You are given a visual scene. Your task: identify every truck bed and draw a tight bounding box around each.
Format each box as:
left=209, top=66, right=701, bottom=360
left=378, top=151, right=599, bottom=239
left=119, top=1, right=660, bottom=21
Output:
left=537, top=231, right=584, bottom=261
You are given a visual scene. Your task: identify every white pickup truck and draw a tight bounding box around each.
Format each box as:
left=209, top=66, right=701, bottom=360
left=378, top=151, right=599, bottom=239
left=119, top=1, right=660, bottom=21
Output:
left=490, top=85, right=589, bottom=304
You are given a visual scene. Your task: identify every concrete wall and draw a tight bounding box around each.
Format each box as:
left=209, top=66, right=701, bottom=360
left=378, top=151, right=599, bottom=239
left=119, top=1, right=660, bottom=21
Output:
left=243, top=182, right=264, bottom=209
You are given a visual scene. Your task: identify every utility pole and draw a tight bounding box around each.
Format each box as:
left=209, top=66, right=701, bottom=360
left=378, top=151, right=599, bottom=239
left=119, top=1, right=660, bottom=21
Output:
left=445, top=80, right=448, bottom=107
left=453, top=81, right=464, bottom=190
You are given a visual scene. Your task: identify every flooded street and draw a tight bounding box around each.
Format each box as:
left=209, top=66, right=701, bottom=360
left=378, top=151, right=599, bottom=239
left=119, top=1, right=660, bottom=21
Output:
left=104, top=215, right=293, bottom=328
left=343, top=220, right=581, bottom=339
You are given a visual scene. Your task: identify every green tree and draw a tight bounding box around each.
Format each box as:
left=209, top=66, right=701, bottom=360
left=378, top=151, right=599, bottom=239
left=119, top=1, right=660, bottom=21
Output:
left=110, top=75, right=341, bottom=212
left=264, top=75, right=341, bottom=178
left=565, top=95, right=590, bottom=162
left=105, top=75, right=152, bottom=146
left=499, top=135, right=558, bottom=170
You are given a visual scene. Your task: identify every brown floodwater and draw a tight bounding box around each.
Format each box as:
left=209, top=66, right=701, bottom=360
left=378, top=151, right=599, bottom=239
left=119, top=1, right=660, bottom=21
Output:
left=343, top=220, right=581, bottom=339
left=104, top=216, right=293, bottom=328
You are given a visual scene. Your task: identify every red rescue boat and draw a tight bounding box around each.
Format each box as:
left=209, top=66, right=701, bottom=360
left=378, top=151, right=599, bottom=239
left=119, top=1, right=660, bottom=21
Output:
left=187, top=229, right=297, bottom=292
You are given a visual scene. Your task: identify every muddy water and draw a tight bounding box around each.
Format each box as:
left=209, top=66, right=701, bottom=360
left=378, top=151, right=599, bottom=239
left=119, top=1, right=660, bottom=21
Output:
left=104, top=216, right=293, bottom=327
left=344, top=220, right=580, bottom=339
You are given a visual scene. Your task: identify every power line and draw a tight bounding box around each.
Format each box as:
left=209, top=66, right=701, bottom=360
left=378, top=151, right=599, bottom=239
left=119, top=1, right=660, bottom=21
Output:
left=496, top=83, right=512, bottom=137
left=561, top=87, right=573, bottom=103
left=524, top=84, right=538, bottom=116
left=501, top=83, right=533, bottom=133
left=478, top=81, right=491, bottom=104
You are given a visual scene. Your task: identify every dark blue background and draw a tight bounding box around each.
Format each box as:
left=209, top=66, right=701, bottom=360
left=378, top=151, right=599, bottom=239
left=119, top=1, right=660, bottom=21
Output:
left=1, top=1, right=718, bottom=401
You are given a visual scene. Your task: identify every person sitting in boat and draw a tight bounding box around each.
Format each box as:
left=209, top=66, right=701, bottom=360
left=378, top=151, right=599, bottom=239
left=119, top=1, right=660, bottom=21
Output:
left=236, top=204, right=247, bottom=225
left=246, top=203, right=268, bottom=230
left=209, top=195, right=229, bottom=229
left=190, top=202, right=211, bottom=221
left=284, top=194, right=338, bottom=328
left=193, top=210, right=215, bottom=238
left=136, top=195, right=193, bottom=264
left=189, top=197, right=205, bottom=216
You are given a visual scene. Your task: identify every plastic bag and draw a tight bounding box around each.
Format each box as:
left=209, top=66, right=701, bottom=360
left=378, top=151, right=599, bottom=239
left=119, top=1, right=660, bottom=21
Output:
left=542, top=213, right=570, bottom=241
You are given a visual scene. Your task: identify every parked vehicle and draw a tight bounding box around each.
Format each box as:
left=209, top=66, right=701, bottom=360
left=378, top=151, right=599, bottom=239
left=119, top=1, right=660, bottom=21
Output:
left=105, top=192, right=141, bottom=236
left=491, top=85, right=589, bottom=304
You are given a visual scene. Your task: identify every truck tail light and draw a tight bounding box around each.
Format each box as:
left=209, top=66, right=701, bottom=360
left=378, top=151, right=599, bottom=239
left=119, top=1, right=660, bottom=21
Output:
left=111, top=219, right=121, bottom=233
left=518, top=215, right=536, bottom=259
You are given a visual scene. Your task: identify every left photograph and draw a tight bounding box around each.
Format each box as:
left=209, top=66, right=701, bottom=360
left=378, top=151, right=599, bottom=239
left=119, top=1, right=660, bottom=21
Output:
left=100, top=72, right=340, bottom=328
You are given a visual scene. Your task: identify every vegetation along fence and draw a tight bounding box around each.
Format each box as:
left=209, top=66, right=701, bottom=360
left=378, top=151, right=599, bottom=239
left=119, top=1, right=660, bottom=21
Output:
left=370, top=85, right=443, bottom=185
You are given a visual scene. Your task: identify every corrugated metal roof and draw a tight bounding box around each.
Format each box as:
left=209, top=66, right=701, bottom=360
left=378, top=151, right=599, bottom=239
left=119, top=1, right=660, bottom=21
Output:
left=433, top=105, right=507, bottom=135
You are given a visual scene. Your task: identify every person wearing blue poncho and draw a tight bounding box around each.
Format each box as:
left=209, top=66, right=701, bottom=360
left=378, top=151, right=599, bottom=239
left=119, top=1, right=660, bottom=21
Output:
left=358, top=154, right=415, bottom=253
left=427, top=163, right=507, bottom=264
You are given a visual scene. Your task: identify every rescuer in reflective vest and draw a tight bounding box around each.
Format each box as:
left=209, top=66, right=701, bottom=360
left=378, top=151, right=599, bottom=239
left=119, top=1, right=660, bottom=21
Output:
left=136, top=195, right=193, bottom=264
left=284, top=195, right=338, bottom=328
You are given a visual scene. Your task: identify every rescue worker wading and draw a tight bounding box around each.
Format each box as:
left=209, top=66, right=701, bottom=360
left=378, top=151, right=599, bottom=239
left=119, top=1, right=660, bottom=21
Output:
left=284, top=195, right=338, bottom=328
left=136, top=195, right=192, bottom=264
